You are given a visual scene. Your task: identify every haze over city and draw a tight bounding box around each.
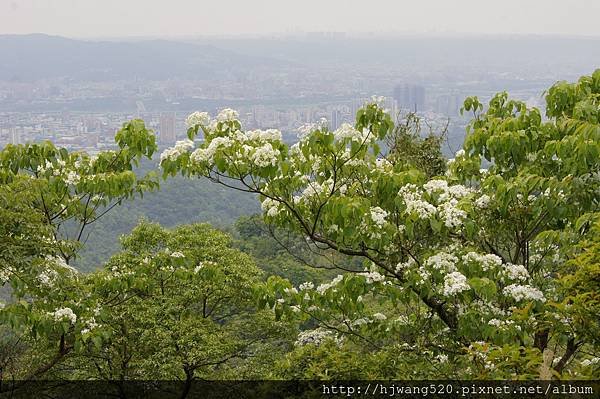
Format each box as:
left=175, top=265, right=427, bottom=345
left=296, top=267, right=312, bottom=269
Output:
left=1, top=0, right=600, bottom=38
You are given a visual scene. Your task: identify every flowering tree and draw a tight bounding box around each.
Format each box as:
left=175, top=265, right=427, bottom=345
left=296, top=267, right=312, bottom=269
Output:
left=0, top=120, right=158, bottom=385
left=161, top=70, right=600, bottom=378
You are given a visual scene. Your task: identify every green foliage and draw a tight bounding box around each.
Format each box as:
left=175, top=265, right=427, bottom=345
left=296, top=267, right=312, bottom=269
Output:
left=161, top=70, right=600, bottom=379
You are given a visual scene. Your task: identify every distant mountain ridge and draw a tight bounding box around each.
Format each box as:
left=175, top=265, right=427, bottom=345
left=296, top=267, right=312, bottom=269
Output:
left=0, top=33, right=288, bottom=81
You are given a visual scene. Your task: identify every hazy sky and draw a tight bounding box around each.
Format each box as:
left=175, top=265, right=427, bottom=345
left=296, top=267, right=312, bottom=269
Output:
left=1, top=0, right=599, bottom=38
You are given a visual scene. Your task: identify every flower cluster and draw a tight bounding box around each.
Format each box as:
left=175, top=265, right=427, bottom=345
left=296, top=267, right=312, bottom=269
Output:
left=442, top=271, right=470, bottom=296
left=250, top=142, right=280, bottom=167
left=359, top=270, right=386, bottom=284
left=333, top=123, right=372, bottom=143
left=51, top=307, right=77, bottom=324
left=186, top=111, right=211, bottom=127
left=295, top=328, right=337, bottom=346
left=216, top=108, right=239, bottom=122
left=501, top=263, right=530, bottom=282
left=261, top=197, right=281, bottom=217
left=160, top=139, right=195, bottom=162
left=399, top=184, right=436, bottom=219
left=426, top=252, right=458, bottom=272
left=190, top=136, right=233, bottom=164
left=462, top=252, right=503, bottom=271
left=370, top=207, right=388, bottom=228
left=316, top=275, right=344, bottom=294
left=503, top=284, right=546, bottom=302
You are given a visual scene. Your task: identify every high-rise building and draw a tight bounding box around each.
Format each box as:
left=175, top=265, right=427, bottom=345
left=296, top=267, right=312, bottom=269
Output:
left=330, top=109, right=342, bottom=131
left=10, top=128, right=20, bottom=145
left=159, top=113, right=176, bottom=144
left=393, top=84, right=426, bottom=112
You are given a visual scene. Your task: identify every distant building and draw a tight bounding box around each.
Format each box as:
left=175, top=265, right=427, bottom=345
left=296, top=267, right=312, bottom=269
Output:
left=435, top=93, right=463, bottom=116
left=330, top=109, right=342, bottom=131
left=393, top=84, right=426, bottom=112
left=159, top=113, right=176, bottom=144
left=10, top=128, right=20, bottom=145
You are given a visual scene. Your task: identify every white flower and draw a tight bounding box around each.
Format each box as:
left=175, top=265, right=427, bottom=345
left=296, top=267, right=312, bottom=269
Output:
left=370, top=207, right=388, bottom=228
left=295, top=328, right=336, bottom=346
left=438, top=199, right=467, bottom=229
left=488, top=318, right=502, bottom=327
left=38, top=269, right=58, bottom=286
left=333, top=123, right=371, bottom=143
left=502, top=263, right=530, bottom=282
left=442, top=272, right=470, bottom=296
left=186, top=111, right=211, bottom=127
left=190, top=136, right=233, bottom=164
left=462, top=252, right=502, bottom=271
left=299, top=282, right=314, bottom=291
left=455, top=149, right=465, bottom=157
left=250, top=142, right=280, bottom=167
left=399, top=184, right=436, bottom=219
left=581, top=358, right=600, bottom=367
left=372, top=313, right=387, bottom=321
left=261, top=197, right=281, bottom=217
left=160, top=139, right=195, bottom=162
left=425, top=252, right=458, bottom=272
left=359, top=271, right=385, bottom=284
left=503, top=284, right=546, bottom=302
left=435, top=354, right=449, bottom=363
left=316, top=275, right=344, bottom=294
left=65, top=171, right=80, bottom=185
left=51, top=307, right=77, bottom=324
left=247, top=128, right=282, bottom=142
left=475, top=194, right=491, bottom=209
left=170, top=251, right=185, bottom=258
left=216, top=108, right=239, bottom=122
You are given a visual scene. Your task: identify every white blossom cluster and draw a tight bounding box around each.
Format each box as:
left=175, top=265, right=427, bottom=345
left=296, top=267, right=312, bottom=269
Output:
left=65, top=170, right=81, bottom=186
left=438, top=199, right=467, bottom=229
left=249, top=142, right=280, bottom=167
left=51, top=307, right=77, bottom=324
left=80, top=317, right=100, bottom=335
left=462, top=252, right=503, bottom=271
left=359, top=270, right=386, bottom=284
left=333, top=123, right=372, bottom=143
left=581, top=357, right=600, bottom=367
left=370, top=207, right=388, bottom=228
left=298, top=179, right=334, bottom=202
left=261, top=197, right=281, bottom=217
left=295, top=328, right=337, bottom=346
left=160, top=139, right=195, bottom=162
left=501, top=263, right=530, bottom=282
left=186, top=111, right=211, bottom=127
left=247, top=128, right=282, bottom=142
left=46, top=256, right=78, bottom=274
left=475, top=194, right=491, bottom=209
left=487, top=318, right=519, bottom=331
left=399, top=184, right=436, bottom=219
left=190, top=136, right=233, bottom=164
left=299, top=281, right=315, bottom=291
left=0, top=266, right=15, bottom=284
left=442, top=271, right=470, bottom=296
left=170, top=251, right=185, bottom=258
left=38, top=269, right=58, bottom=286
left=316, top=274, right=344, bottom=294
left=194, top=261, right=217, bottom=273
left=425, top=252, right=458, bottom=272
left=216, top=108, right=239, bottom=122
left=503, top=284, right=546, bottom=302
left=372, top=312, right=387, bottom=321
